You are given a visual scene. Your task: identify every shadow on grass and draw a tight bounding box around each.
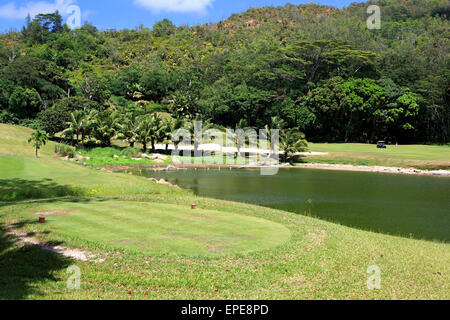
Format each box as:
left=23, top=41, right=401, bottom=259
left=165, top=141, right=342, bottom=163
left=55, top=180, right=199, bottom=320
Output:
left=0, top=179, right=122, bottom=299
left=22, top=196, right=118, bottom=207
left=0, top=196, right=120, bottom=211
left=0, top=179, right=84, bottom=202
left=0, top=220, right=72, bottom=300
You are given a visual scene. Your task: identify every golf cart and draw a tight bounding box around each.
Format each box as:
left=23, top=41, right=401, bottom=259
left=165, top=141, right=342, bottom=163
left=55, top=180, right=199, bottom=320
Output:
left=377, top=141, right=387, bottom=149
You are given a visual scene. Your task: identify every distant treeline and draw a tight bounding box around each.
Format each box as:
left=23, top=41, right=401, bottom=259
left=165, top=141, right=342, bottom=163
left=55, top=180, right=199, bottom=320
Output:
left=0, top=0, right=448, bottom=143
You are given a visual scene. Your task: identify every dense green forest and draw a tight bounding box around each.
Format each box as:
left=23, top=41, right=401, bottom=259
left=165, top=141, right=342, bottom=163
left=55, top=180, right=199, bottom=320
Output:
left=0, top=0, right=448, bottom=144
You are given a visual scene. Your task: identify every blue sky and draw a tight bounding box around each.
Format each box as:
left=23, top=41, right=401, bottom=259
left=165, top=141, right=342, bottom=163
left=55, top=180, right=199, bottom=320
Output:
left=0, top=0, right=365, bottom=32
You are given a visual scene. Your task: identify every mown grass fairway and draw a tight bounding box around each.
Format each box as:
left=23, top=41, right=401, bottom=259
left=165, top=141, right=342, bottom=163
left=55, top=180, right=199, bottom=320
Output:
left=307, top=143, right=450, bottom=170
left=0, top=124, right=449, bottom=300
left=21, top=200, right=290, bottom=257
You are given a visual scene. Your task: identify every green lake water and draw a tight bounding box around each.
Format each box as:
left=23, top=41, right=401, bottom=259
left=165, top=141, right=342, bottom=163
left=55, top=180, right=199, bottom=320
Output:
left=134, top=168, right=450, bottom=242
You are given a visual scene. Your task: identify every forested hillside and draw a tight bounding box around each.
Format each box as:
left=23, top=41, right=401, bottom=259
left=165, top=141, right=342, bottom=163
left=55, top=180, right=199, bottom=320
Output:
left=0, top=0, right=448, bottom=143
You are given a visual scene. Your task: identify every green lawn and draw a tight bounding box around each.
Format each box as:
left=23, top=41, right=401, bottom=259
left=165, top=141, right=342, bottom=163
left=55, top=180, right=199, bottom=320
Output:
left=16, top=200, right=290, bottom=257
left=0, top=124, right=448, bottom=300
left=77, top=147, right=173, bottom=168
left=307, top=143, right=450, bottom=170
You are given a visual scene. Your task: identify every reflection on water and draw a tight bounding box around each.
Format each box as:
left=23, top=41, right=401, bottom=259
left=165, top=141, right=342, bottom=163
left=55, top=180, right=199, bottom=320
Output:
left=134, top=168, right=450, bottom=242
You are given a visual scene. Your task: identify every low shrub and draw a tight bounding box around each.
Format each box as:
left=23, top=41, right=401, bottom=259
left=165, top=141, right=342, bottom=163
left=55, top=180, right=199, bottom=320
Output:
left=55, top=143, right=75, bottom=158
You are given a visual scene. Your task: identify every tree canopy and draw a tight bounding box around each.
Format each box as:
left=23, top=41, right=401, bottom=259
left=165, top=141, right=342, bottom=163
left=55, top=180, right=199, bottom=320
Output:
left=0, top=0, right=448, bottom=143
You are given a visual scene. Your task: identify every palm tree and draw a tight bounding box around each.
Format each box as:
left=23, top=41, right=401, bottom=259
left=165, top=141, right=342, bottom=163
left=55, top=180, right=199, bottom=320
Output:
left=63, top=110, right=86, bottom=146
left=263, top=116, right=286, bottom=157
left=91, top=110, right=120, bottom=147
left=28, top=129, right=48, bottom=158
left=136, top=116, right=152, bottom=152
left=280, top=128, right=308, bottom=163
left=149, top=113, right=163, bottom=152
left=80, top=110, right=94, bottom=145
left=118, top=113, right=139, bottom=148
left=162, top=116, right=185, bottom=152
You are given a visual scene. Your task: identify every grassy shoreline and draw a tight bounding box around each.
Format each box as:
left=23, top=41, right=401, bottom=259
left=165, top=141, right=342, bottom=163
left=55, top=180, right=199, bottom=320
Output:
left=102, top=162, right=450, bottom=177
left=305, top=143, right=450, bottom=170
left=84, top=141, right=450, bottom=173
left=0, top=124, right=449, bottom=300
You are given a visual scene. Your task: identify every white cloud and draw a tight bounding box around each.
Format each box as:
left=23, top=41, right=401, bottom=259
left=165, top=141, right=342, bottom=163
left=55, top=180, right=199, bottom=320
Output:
left=134, top=0, right=214, bottom=13
left=0, top=0, right=77, bottom=20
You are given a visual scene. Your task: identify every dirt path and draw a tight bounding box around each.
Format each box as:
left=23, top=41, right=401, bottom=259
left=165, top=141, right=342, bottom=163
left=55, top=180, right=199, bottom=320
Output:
left=8, top=229, right=104, bottom=262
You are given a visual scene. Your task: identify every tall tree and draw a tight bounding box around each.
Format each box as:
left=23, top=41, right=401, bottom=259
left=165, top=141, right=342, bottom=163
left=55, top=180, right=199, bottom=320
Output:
left=63, top=110, right=87, bottom=145
left=118, top=113, right=139, bottom=148
left=136, top=116, right=152, bottom=152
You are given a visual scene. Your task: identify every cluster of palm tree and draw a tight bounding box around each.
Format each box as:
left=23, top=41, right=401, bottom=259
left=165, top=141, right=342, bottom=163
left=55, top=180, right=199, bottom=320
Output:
left=62, top=109, right=308, bottom=162
left=228, top=117, right=309, bottom=162
left=62, top=109, right=187, bottom=151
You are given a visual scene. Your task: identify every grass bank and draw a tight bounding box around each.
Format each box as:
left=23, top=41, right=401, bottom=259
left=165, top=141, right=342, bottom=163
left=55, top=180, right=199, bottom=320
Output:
left=306, top=143, right=450, bottom=170
left=0, top=124, right=448, bottom=300
left=76, top=147, right=173, bottom=168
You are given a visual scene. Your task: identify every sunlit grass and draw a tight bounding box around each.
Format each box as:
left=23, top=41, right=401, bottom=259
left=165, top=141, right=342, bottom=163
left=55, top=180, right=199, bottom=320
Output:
left=307, top=143, right=450, bottom=170
left=10, top=200, right=290, bottom=257
left=78, top=147, right=172, bottom=168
